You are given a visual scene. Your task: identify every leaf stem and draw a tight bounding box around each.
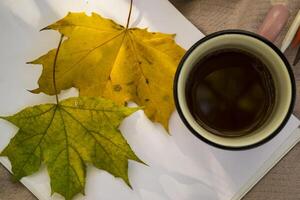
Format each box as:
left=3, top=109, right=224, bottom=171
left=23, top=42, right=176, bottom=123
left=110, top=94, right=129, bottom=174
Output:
left=125, top=0, right=133, bottom=29
left=53, top=34, right=64, bottom=104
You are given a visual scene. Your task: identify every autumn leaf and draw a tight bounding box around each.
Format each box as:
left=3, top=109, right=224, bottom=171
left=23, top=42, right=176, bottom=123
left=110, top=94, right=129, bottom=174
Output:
left=29, top=11, right=185, bottom=131
left=1, top=97, right=141, bottom=200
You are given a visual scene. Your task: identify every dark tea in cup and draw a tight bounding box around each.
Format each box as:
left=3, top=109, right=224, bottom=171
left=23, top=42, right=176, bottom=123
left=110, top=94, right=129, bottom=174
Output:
left=185, top=49, right=276, bottom=137
left=174, top=30, right=295, bottom=149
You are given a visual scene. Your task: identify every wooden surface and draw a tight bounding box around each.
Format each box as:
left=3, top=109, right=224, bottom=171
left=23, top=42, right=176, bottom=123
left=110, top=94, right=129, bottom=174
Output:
left=1, top=0, right=300, bottom=200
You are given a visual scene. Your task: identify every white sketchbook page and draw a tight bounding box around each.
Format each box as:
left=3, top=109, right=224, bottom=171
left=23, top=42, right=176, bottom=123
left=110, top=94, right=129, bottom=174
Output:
left=232, top=127, right=300, bottom=200
left=0, top=0, right=299, bottom=200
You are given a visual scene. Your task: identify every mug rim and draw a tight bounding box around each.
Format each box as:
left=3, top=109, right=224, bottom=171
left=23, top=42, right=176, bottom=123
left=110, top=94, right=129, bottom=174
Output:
left=173, top=29, right=296, bottom=150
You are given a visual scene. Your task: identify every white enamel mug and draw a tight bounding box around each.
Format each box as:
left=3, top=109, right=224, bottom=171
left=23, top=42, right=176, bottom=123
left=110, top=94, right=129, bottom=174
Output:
left=174, top=30, right=296, bottom=150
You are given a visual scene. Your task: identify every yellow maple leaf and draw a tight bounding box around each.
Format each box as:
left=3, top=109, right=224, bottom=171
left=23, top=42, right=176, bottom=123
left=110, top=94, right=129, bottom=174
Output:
left=29, top=12, right=185, bottom=131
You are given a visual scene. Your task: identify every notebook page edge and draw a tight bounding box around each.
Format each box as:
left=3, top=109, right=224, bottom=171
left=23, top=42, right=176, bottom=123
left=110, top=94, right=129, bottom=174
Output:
left=231, top=127, right=300, bottom=200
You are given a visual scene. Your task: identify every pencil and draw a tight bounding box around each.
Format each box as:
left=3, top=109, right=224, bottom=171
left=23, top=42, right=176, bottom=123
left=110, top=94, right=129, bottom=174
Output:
left=281, top=10, right=300, bottom=52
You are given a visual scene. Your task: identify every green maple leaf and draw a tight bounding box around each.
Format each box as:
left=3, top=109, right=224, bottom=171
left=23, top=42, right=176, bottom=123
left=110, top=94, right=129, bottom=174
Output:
left=0, top=97, right=142, bottom=200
